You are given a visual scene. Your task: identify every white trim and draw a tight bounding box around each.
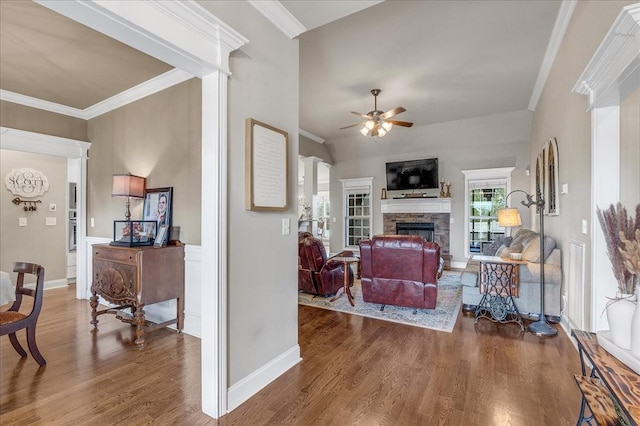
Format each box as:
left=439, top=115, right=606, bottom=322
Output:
left=380, top=198, right=451, bottom=214
left=573, top=3, right=640, bottom=109
left=299, top=128, right=325, bottom=144
left=85, top=69, right=194, bottom=119
left=590, top=106, right=621, bottom=332
left=461, top=167, right=515, bottom=258
left=36, top=0, right=248, bottom=77
left=201, top=71, right=229, bottom=417
left=227, top=345, right=302, bottom=412
left=528, top=0, right=577, bottom=111
left=2, top=69, right=191, bottom=120
left=248, top=0, right=306, bottom=39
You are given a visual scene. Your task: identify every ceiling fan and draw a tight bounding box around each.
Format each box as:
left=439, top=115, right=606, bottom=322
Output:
left=340, top=89, right=413, bottom=137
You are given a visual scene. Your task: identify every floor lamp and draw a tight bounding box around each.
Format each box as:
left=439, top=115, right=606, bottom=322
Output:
left=498, top=190, right=558, bottom=337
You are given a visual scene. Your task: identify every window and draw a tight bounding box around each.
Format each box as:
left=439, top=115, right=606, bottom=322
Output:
left=462, top=168, right=514, bottom=257
left=341, top=178, right=373, bottom=249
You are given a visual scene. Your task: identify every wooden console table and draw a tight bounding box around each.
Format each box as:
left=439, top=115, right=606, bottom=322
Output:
left=90, top=244, right=185, bottom=345
left=572, top=330, right=640, bottom=425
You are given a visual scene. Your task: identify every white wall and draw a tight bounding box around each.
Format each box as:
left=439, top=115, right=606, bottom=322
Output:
left=327, top=109, right=532, bottom=263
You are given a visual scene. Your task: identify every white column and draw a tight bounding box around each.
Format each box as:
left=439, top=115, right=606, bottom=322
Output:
left=201, top=70, right=228, bottom=418
left=591, top=105, right=620, bottom=332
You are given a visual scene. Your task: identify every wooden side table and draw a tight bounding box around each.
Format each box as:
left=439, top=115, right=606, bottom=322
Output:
left=572, top=330, right=639, bottom=425
left=473, top=255, right=525, bottom=331
left=329, top=256, right=359, bottom=307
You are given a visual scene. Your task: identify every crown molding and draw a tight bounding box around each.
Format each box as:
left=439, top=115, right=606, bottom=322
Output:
left=528, top=0, right=577, bottom=111
left=36, top=0, right=248, bottom=76
left=85, top=69, right=193, bottom=119
left=299, top=129, right=325, bottom=144
left=248, top=0, right=306, bottom=39
left=0, top=90, right=86, bottom=119
left=573, top=3, right=640, bottom=109
left=1, top=68, right=194, bottom=120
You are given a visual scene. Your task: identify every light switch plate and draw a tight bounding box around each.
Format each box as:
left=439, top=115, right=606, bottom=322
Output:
left=46, top=217, right=57, bottom=226
left=19, top=217, right=27, bottom=227
left=282, top=218, right=290, bottom=235
left=49, top=203, right=57, bottom=211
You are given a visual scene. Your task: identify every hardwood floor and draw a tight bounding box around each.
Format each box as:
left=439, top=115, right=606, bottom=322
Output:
left=1, top=285, right=583, bottom=425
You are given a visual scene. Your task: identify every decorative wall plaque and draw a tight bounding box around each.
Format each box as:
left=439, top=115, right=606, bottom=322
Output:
left=4, top=168, right=50, bottom=197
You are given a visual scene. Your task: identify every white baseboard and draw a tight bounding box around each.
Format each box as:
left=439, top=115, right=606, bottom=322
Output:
left=44, top=278, right=69, bottom=290
left=451, top=261, right=466, bottom=269
left=227, top=345, right=302, bottom=412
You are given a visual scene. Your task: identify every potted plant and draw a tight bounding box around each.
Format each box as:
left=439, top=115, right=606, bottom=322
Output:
left=596, top=203, right=639, bottom=350
left=620, top=228, right=640, bottom=359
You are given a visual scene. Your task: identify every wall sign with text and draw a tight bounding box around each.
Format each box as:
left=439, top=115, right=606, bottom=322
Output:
left=5, top=168, right=50, bottom=197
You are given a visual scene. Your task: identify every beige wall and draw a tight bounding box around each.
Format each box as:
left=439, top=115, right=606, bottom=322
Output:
left=0, top=150, right=67, bottom=281
left=1, top=100, right=87, bottom=141
left=326, top=109, right=532, bottom=263
left=86, top=79, right=202, bottom=244
left=530, top=0, right=637, bottom=328
left=198, top=1, right=300, bottom=386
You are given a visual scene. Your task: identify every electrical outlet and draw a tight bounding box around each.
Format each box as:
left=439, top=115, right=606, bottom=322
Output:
left=19, top=217, right=27, bottom=227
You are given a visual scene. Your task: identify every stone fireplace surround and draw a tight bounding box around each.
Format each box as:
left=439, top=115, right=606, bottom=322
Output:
left=383, top=213, right=450, bottom=255
left=380, top=198, right=451, bottom=255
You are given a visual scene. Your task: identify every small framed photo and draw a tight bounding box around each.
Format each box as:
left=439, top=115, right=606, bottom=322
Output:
left=154, top=224, right=169, bottom=247
left=143, top=187, right=173, bottom=245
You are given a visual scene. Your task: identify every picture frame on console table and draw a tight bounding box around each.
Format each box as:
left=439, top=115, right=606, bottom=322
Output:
left=143, top=187, right=173, bottom=245
left=245, top=118, right=288, bottom=211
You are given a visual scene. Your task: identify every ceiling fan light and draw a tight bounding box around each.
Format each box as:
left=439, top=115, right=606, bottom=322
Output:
left=365, top=120, right=375, bottom=130
left=360, top=127, right=370, bottom=136
left=382, top=121, right=393, bottom=132
left=377, top=127, right=387, bottom=137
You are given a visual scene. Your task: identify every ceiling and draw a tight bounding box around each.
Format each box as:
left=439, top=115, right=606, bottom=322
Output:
left=0, top=1, right=562, bottom=142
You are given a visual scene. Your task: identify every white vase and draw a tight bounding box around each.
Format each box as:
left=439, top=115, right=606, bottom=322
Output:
left=631, top=287, right=640, bottom=359
left=606, top=292, right=636, bottom=350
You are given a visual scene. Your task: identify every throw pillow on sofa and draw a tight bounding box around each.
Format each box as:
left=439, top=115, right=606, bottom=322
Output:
left=510, top=229, right=538, bottom=250
left=482, top=235, right=513, bottom=256
left=521, top=235, right=556, bottom=263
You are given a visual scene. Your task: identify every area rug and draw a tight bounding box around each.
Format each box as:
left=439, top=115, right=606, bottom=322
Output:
left=298, top=271, right=463, bottom=333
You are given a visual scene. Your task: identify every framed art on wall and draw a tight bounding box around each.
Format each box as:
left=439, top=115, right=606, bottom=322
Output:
left=143, top=187, right=173, bottom=245
left=245, top=118, right=288, bottom=211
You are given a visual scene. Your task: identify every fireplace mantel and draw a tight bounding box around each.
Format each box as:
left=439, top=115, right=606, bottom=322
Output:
left=380, top=198, right=451, bottom=214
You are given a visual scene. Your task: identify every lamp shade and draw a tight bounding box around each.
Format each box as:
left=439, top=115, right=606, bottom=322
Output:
left=497, top=208, right=522, bottom=227
left=112, top=174, right=145, bottom=198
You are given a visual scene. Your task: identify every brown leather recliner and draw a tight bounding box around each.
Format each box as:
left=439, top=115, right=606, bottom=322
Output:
left=298, top=235, right=354, bottom=295
left=359, top=235, right=441, bottom=309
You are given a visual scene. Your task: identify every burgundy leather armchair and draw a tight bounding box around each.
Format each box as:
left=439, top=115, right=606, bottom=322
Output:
left=359, top=235, right=441, bottom=310
left=298, top=235, right=354, bottom=296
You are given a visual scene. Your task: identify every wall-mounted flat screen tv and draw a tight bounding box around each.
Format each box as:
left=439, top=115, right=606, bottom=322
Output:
left=385, top=158, right=439, bottom=191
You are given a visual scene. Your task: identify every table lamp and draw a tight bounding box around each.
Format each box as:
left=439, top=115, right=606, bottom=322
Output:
left=498, top=189, right=557, bottom=337
left=112, top=174, right=145, bottom=220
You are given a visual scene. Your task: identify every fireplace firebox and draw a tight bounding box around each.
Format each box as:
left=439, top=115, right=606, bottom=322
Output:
left=396, top=222, right=435, bottom=242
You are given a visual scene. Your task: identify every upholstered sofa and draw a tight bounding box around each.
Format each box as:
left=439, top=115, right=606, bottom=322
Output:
left=460, top=229, right=562, bottom=322
left=298, top=234, right=354, bottom=296
left=359, top=235, right=441, bottom=310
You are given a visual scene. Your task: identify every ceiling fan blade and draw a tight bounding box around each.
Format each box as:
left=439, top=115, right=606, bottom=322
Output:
left=385, top=119, right=413, bottom=127
left=381, top=107, right=406, bottom=119
left=350, top=111, right=371, bottom=119
left=339, top=122, right=365, bottom=130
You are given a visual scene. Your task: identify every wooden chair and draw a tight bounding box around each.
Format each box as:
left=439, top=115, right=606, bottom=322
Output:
left=0, top=262, right=46, bottom=366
